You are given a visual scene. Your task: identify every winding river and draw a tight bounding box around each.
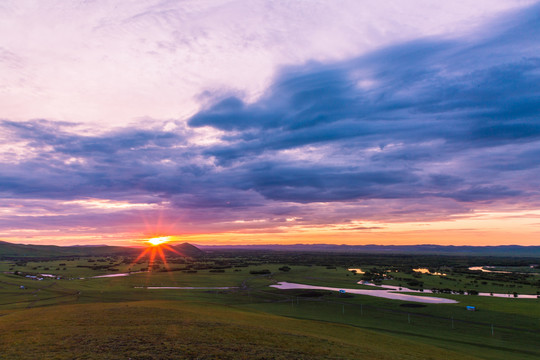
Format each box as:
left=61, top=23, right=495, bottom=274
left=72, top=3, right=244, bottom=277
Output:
left=270, top=282, right=458, bottom=304
left=270, top=281, right=539, bottom=302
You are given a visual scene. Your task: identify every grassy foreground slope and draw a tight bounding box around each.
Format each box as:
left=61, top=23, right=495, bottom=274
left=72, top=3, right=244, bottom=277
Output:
left=1, top=251, right=538, bottom=360
left=0, top=300, right=482, bottom=360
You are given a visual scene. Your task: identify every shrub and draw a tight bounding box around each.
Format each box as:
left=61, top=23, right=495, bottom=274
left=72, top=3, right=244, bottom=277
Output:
left=250, top=269, right=271, bottom=275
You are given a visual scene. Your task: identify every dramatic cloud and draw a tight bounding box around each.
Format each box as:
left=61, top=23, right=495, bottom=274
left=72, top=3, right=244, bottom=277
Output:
left=189, top=5, right=540, bottom=205
left=1, top=2, right=540, bottom=244
left=0, top=0, right=535, bottom=125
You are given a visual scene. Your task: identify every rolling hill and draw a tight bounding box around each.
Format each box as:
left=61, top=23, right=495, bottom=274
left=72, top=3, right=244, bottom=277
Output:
left=0, top=240, right=204, bottom=258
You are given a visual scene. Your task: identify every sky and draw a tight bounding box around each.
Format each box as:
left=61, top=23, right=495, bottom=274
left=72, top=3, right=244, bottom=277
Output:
left=1, top=0, right=540, bottom=246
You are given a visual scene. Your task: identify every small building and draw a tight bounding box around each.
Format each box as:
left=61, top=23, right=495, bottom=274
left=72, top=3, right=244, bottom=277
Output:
left=466, top=306, right=476, bottom=311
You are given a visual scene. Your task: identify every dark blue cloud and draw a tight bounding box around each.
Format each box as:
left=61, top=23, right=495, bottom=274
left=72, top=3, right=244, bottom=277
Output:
left=0, top=119, right=203, bottom=198
left=442, top=185, right=523, bottom=202
left=189, top=4, right=540, bottom=157
left=1, top=119, right=183, bottom=155
left=184, top=3, right=540, bottom=205
left=2, top=3, right=540, bottom=233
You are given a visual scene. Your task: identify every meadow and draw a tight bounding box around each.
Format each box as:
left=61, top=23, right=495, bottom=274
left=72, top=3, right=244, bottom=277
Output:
left=0, top=250, right=539, bottom=359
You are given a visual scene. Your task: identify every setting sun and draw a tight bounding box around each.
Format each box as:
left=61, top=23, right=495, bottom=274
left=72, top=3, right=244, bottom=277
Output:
left=147, top=236, right=172, bottom=246
left=133, top=236, right=182, bottom=271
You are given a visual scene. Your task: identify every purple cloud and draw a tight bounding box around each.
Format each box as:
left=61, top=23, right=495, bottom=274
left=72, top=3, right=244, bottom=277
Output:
left=1, top=3, right=540, bottom=239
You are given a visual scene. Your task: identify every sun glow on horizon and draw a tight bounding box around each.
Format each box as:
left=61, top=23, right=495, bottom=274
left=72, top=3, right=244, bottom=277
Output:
left=147, top=236, right=172, bottom=246
left=131, top=235, right=183, bottom=275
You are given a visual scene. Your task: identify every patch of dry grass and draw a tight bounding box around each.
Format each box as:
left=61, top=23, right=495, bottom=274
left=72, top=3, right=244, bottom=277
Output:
left=0, top=300, right=482, bottom=360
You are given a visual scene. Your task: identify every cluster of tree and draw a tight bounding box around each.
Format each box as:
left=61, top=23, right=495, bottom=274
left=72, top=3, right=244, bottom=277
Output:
left=76, top=264, right=121, bottom=271
left=406, top=279, right=424, bottom=288
left=249, top=269, right=271, bottom=275
left=431, top=288, right=463, bottom=294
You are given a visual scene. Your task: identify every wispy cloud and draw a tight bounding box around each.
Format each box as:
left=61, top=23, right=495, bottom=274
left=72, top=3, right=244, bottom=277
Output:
left=1, top=2, right=540, bottom=243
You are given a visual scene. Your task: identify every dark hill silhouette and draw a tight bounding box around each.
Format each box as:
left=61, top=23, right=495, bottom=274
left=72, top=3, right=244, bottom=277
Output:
left=167, top=242, right=205, bottom=258
left=0, top=240, right=204, bottom=258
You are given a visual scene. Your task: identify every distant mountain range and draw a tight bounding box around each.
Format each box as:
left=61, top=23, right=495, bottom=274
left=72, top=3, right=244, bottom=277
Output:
left=0, top=241, right=204, bottom=258
left=2, top=241, right=539, bottom=258
left=196, top=244, right=540, bottom=257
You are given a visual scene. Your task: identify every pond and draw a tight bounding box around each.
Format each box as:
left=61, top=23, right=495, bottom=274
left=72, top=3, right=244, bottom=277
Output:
left=413, top=268, right=446, bottom=276
left=347, top=268, right=365, bottom=274
left=468, top=266, right=511, bottom=274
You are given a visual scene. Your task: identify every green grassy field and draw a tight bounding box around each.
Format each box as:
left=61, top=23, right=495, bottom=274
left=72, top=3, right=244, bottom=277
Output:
left=0, top=257, right=539, bottom=359
left=0, top=300, right=486, bottom=360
